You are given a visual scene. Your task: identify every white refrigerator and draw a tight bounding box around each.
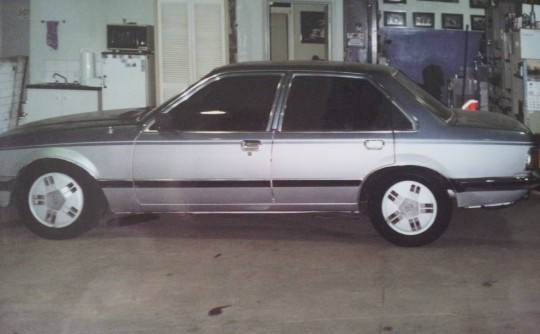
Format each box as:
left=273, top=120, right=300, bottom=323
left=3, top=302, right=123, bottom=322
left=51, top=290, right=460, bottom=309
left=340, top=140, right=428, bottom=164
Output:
left=101, top=52, right=156, bottom=110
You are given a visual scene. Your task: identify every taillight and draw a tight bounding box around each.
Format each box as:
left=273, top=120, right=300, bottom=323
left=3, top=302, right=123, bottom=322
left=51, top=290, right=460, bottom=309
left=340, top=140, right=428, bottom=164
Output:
left=526, top=147, right=539, bottom=171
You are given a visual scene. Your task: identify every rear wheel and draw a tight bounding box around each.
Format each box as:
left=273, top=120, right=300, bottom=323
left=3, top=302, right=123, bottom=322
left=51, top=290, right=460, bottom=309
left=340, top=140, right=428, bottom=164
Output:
left=17, top=163, right=103, bottom=239
left=368, top=172, right=452, bottom=247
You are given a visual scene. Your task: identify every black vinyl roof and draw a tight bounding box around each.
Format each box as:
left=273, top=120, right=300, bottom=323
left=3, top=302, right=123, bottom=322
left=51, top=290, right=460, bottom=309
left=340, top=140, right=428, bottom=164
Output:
left=209, top=61, right=398, bottom=76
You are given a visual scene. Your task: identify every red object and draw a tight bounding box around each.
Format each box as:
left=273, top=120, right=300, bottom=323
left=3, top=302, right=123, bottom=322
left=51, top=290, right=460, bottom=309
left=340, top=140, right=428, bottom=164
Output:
left=462, top=100, right=479, bottom=111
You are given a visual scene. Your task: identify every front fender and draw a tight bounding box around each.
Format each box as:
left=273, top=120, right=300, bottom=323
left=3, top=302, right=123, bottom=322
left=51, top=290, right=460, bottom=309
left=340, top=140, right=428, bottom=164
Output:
left=17, top=147, right=100, bottom=180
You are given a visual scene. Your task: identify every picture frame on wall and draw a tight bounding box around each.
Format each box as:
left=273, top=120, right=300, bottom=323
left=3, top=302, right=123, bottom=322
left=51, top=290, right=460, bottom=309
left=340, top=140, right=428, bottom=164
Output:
left=300, top=11, right=326, bottom=44
left=413, top=12, right=435, bottom=28
left=470, top=0, right=489, bottom=8
left=384, top=11, right=407, bottom=27
left=418, top=0, right=458, bottom=3
left=471, top=15, right=486, bottom=30
left=442, top=13, right=463, bottom=29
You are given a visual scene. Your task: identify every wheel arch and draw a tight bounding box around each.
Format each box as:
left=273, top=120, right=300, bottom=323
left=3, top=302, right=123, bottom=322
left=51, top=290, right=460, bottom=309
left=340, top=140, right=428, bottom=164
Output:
left=359, top=165, right=456, bottom=205
left=11, top=157, right=106, bottom=209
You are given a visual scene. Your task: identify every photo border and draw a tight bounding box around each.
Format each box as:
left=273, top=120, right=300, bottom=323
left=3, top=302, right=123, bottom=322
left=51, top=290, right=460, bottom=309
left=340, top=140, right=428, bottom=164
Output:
left=413, top=12, right=435, bottom=28
left=471, top=15, right=486, bottom=31
left=383, top=0, right=407, bottom=4
left=470, top=0, right=489, bottom=8
left=384, top=11, right=407, bottom=27
left=300, top=11, right=326, bottom=44
left=442, top=13, right=463, bottom=30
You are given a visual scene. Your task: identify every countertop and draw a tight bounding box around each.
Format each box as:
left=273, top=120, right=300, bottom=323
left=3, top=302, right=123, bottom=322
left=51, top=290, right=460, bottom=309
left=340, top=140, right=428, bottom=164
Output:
left=27, top=83, right=102, bottom=91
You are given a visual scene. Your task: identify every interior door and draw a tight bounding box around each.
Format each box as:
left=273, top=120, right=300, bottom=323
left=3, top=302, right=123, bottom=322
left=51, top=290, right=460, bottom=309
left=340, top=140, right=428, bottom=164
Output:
left=132, top=73, right=283, bottom=211
left=271, top=73, right=403, bottom=210
left=270, top=12, right=289, bottom=61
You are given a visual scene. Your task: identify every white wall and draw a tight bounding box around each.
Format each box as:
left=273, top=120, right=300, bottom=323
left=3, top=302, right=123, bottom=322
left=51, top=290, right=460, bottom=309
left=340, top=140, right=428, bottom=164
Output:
left=29, top=0, right=155, bottom=84
left=236, top=0, right=266, bottom=62
left=1, top=0, right=31, bottom=58
left=379, top=0, right=485, bottom=30
left=0, top=2, right=3, bottom=55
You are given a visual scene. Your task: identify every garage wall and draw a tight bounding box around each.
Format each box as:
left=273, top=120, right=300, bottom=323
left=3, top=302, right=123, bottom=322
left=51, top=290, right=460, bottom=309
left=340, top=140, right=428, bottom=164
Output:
left=0, top=0, right=30, bottom=58
left=236, top=0, right=266, bottom=62
left=28, top=0, right=155, bottom=84
left=379, top=0, right=485, bottom=30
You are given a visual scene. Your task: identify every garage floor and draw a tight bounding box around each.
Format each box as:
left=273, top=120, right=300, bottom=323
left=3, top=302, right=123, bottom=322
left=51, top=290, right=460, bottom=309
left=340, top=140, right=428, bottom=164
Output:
left=1, top=195, right=540, bottom=334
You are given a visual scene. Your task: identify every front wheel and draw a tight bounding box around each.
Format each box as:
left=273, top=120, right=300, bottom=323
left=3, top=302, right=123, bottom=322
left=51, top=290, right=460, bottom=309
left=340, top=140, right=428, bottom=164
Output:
left=17, top=164, right=103, bottom=239
left=368, top=173, right=452, bottom=247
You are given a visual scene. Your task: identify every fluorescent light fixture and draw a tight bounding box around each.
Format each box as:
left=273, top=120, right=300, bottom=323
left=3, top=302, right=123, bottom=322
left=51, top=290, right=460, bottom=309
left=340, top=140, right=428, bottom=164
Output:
left=200, top=110, right=226, bottom=115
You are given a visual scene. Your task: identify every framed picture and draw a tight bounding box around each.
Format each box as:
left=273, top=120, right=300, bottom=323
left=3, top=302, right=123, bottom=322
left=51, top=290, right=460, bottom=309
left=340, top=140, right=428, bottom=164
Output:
left=384, top=11, right=407, bottom=27
left=300, top=11, right=326, bottom=44
left=471, top=15, right=486, bottom=30
left=442, top=13, right=463, bottom=30
left=413, top=12, right=435, bottom=28
left=383, top=0, right=406, bottom=4
left=419, top=0, right=458, bottom=2
left=470, top=0, right=489, bottom=8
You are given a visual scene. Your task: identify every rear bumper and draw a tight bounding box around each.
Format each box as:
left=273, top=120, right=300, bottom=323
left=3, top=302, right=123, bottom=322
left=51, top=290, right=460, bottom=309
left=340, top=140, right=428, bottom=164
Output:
left=450, top=171, right=540, bottom=208
left=450, top=171, right=540, bottom=193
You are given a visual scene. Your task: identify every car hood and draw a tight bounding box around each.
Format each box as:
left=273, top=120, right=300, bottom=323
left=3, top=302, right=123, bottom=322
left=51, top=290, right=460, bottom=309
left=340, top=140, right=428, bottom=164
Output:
left=0, top=108, right=151, bottom=148
left=451, top=110, right=530, bottom=132
left=17, top=107, right=151, bottom=130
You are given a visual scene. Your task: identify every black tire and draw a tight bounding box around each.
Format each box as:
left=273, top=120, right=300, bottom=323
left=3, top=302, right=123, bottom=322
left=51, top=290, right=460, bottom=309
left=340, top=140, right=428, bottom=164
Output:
left=16, top=162, right=103, bottom=239
left=368, top=172, right=452, bottom=247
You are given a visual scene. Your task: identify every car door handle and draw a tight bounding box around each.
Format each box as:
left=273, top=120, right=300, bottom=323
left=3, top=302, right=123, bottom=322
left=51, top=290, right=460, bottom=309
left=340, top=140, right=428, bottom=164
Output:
left=241, top=140, right=261, bottom=152
left=364, top=140, right=385, bottom=150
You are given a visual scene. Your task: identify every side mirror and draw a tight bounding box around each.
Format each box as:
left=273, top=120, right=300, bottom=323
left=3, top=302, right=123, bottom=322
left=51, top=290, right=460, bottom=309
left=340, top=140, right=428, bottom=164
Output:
left=154, top=112, right=174, bottom=132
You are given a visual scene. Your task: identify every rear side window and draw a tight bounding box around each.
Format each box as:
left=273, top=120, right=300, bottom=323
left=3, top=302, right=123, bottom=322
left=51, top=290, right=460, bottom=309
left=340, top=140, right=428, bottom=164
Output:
left=281, top=75, right=411, bottom=131
left=167, top=74, right=282, bottom=132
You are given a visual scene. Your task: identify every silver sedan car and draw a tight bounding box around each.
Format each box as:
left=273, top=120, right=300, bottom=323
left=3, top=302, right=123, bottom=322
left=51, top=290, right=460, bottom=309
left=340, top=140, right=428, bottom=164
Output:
left=1, top=62, right=538, bottom=246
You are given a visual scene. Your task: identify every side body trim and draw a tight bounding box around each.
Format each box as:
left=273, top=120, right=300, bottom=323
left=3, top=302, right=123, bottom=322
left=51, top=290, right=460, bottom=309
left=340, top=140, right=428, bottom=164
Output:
left=98, top=179, right=362, bottom=189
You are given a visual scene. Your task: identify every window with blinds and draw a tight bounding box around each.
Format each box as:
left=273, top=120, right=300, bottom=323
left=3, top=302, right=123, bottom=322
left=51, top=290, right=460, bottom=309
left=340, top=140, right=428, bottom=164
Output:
left=157, top=0, right=227, bottom=103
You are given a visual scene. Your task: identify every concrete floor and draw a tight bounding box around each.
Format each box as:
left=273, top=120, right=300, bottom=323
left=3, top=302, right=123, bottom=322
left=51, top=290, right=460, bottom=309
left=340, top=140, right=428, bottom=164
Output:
left=1, top=195, right=540, bottom=334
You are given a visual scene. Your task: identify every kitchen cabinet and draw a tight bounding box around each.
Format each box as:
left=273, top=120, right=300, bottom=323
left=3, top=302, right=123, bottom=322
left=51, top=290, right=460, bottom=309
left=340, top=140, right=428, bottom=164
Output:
left=21, top=86, right=100, bottom=125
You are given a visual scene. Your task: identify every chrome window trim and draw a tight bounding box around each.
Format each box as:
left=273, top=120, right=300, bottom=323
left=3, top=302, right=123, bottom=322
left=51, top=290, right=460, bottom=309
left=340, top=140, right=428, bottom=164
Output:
left=275, top=72, right=416, bottom=133
left=143, top=71, right=287, bottom=133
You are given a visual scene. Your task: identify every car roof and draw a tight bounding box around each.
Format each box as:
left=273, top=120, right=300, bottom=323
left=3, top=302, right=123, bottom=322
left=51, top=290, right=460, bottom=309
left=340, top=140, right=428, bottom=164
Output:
left=208, top=61, right=399, bottom=77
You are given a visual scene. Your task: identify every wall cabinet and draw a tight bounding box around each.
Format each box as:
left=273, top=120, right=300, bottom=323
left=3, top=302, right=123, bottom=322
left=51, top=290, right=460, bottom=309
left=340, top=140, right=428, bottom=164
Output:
left=21, top=87, right=100, bottom=125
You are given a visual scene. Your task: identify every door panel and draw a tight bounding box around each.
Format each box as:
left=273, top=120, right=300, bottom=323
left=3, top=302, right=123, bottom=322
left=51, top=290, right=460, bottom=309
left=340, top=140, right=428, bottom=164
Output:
left=133, top=73, right=283, bottom=210
left=133, top=132, right=273, bottom=210
left=271, top=134, right=394, bottom=206
left=271, top=74, right=398, bottom=208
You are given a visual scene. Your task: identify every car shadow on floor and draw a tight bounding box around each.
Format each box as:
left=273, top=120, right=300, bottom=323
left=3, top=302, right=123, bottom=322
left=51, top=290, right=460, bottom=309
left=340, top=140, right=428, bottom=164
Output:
left=3, top=196, right=540, bottom=248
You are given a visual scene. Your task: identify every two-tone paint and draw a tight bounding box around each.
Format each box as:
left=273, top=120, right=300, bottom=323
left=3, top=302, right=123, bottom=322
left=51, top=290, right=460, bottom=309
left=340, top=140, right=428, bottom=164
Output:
left=0, top=62, right=538, bottom=218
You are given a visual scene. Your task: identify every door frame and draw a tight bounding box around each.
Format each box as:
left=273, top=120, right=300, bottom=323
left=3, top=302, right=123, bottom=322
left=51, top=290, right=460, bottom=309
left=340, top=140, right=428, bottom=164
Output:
left=263, top=0, right=343, bottom=61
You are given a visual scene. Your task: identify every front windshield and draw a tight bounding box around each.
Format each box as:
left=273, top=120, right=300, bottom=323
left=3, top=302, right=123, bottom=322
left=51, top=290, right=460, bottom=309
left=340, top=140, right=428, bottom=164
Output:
left=394, top=71, right=454, bottom=122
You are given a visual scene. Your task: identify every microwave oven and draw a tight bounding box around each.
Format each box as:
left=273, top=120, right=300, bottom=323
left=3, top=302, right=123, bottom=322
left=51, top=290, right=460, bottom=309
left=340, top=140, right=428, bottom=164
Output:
left=107, top=24, right=154, bottom=52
